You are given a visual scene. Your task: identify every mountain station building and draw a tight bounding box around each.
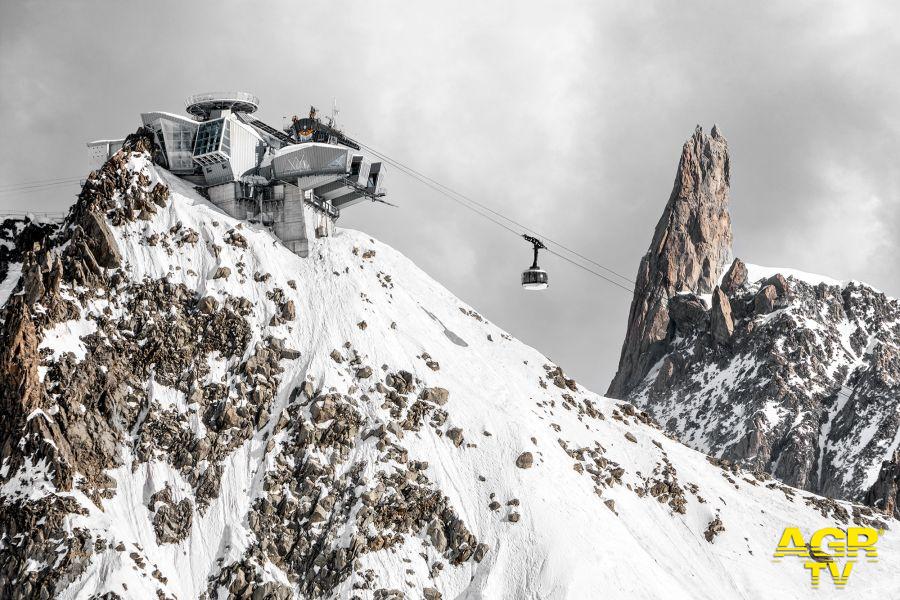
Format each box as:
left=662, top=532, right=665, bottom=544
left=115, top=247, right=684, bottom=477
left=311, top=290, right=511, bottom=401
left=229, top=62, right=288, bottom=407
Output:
left=88, top=92, right=385, bottom=257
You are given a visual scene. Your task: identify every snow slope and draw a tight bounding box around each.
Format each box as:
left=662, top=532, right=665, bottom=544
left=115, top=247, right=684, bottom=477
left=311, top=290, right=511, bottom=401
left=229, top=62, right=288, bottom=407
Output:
left=5, top=155, right=899, bottom=599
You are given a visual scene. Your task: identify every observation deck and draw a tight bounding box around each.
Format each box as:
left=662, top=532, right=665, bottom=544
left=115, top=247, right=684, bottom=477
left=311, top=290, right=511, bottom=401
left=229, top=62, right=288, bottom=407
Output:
left=185, top=92, right=259, bottom=119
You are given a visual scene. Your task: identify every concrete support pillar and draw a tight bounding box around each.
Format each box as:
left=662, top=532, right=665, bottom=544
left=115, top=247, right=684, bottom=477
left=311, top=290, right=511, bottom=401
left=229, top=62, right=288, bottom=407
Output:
left=207, top=182, right=247, bottom=219
left=274, top=183, right=309, bottom=257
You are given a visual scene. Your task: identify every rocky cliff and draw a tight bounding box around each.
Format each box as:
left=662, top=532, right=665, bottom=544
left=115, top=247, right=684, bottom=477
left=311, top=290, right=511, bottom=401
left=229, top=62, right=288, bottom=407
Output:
left=0, top=134, right=897, bottom=599
left=609, top=127, right=900, bottom=517
left=607, top=125, right=733, bottom=399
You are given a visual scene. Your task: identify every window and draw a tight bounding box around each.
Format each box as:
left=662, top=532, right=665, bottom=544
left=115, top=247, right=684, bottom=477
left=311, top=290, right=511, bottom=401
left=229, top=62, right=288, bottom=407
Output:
left=154, top=128, right=168, bottom=165
left=221, top=121, right=231, bottom=156
left=194, top=119, right=224, bottom=156
left=173, top=125, right=194, bottom=151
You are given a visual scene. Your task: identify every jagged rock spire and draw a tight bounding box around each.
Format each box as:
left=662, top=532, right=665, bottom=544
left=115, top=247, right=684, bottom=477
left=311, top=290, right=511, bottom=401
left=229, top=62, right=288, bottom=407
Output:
left=607, top=125, right=733, bottom=398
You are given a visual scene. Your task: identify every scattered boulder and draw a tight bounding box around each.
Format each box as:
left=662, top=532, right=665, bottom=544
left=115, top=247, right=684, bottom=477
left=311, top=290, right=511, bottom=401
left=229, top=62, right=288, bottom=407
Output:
left=279, top=347, right=301, bottom=360
left=225, top=230, right=247, bottom=248
left=311, top=396, right=337, bottom=423
left=704, top=517, right=725, bottom=542
left=473, top=543, right=490, bottom=562
left=668, top=294, right=708, bottom=334
left=515, top=452, right=534, bottom=469
left=423, top=387, right=449, bottom=405
left=213, top=266, right=231, bottom=280
left=720, top=258, right=748, bottom=294
left=427, top=520, right=448, bottom=553
left=447, top=428, right=464, bottom=447
left=198, top=295, right=218, bottom=315
left=281, top=300, right=296, bottom=321
left=220, top=404, right=240, bottom=429
left=754, top=285, right=778, bottom=314
left=153, top=498, right=194, bottom=544
left=764, top=273, right=790, bottom=298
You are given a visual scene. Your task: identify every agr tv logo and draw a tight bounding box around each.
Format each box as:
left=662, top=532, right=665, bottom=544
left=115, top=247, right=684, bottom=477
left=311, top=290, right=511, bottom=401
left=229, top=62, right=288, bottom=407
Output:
left=773, top=527, right=880, bottom=588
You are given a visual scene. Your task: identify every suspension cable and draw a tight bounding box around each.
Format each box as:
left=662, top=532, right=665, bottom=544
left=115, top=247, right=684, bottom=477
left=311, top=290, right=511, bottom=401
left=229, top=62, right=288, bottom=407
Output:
left=349, top=140, right=636, bottom=293
left=354, top=140, right=636, bottom=287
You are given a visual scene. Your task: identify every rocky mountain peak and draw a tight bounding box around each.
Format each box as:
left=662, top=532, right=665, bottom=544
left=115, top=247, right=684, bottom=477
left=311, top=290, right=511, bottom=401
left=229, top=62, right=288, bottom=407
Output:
left=607, top=125, right=733, bottom=398
left=605, top=125, right=900, bottom=519
left=0, top=130, right=898, bottom=598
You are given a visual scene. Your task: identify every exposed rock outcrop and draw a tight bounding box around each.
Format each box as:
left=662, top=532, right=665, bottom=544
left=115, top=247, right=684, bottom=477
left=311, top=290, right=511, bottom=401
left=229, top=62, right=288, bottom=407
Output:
left=608, top=125, right=732, bottom=398
left=629, top=257, right=900, bottom=506
left=4, top=125, right=897, bottom=600
left=609, top=129, right=900, bottom=507
left=720, top=258, right=747, bottom=295
left=0, top=216, right=61, bottom=290
left=609, top=124, right=900, bottom=512
left=865, top=450, right=900, bottom=518
left=709, top=287, right=734, bottom=344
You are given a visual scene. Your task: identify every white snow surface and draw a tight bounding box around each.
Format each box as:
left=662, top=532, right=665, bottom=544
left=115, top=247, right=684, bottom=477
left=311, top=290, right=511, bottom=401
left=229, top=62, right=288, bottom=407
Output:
left=30, top=159, right=898, bottom=599
left=740, top=263, right=844, bottom=288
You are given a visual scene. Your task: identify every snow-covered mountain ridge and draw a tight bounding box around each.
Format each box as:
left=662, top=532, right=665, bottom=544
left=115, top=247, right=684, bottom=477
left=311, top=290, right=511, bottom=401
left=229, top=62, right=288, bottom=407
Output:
left=0, top=133, right=897, bottom=599
left=626, top=257, right=900, bottom=505
left=607, top=126, right=900, bottom=518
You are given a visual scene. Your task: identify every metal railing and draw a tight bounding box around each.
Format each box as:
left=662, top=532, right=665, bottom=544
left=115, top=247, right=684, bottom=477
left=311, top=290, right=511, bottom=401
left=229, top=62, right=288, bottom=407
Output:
left=185, top=92, right=259, bottom=108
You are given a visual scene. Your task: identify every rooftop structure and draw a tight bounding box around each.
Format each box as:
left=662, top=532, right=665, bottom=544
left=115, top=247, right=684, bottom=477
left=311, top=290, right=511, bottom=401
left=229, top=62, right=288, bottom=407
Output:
left=185, top=91, right=259, bottom=119
left=88, top=92, right=385, bottom=257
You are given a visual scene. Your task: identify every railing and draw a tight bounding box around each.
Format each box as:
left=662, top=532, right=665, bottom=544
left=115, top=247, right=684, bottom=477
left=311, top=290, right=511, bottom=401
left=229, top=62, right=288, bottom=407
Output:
left=185, top=92, right=259, bottom=108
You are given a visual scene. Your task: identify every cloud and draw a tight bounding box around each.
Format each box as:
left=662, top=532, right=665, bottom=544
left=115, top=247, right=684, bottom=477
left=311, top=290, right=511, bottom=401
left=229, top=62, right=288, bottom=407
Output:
left=1, top=0, right=897, bottom=392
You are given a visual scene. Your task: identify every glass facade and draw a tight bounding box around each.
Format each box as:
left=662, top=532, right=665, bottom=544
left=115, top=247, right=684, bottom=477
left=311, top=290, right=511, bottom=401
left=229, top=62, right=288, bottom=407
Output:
left=160, top=119, right=198, bottom=172
left=142, top=114, right=199, bottom=173
left=194, top=119, right=225, bottom=156
left=221, top=120, right=231, bottom=156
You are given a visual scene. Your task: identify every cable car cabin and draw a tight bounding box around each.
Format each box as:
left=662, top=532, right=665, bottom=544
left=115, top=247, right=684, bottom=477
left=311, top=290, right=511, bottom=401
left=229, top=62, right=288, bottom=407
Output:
left=521, top=234, right=549, bottom=290
left=522, top=266, right=549, bottom=290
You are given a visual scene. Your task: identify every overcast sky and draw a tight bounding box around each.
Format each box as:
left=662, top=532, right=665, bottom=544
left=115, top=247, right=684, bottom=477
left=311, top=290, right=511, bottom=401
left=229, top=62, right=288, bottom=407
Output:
left=1, top=1, right=897, bottom=392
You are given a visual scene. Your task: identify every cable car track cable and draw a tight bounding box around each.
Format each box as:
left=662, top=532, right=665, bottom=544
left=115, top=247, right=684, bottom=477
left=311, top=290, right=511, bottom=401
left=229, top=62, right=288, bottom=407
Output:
left=354, top=140, right=636, bottom=286
left=0, top=180, right=82, bottom=195
left=351, top=141, right=636, bottom=293
left=0, top=176, right=81, bottom=188
left=0, top=176, right=82, bottom=190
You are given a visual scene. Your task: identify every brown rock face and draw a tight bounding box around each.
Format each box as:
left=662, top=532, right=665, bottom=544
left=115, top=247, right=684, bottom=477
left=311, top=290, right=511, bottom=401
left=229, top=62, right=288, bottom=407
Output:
left=720, top=258, right=748, bottom=295
left=78, top=210, right=121, bottom=268
left=710, top=287, right=734, bottom=344
left=0, top=297, right=44, bottom=469
left=753, top=285, right=778, bottom=314
left=865, top=450, right=900, bottom=518
left=608, top=126, right=733, bottom=398
left=515, top=452, right=534, bottom=469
